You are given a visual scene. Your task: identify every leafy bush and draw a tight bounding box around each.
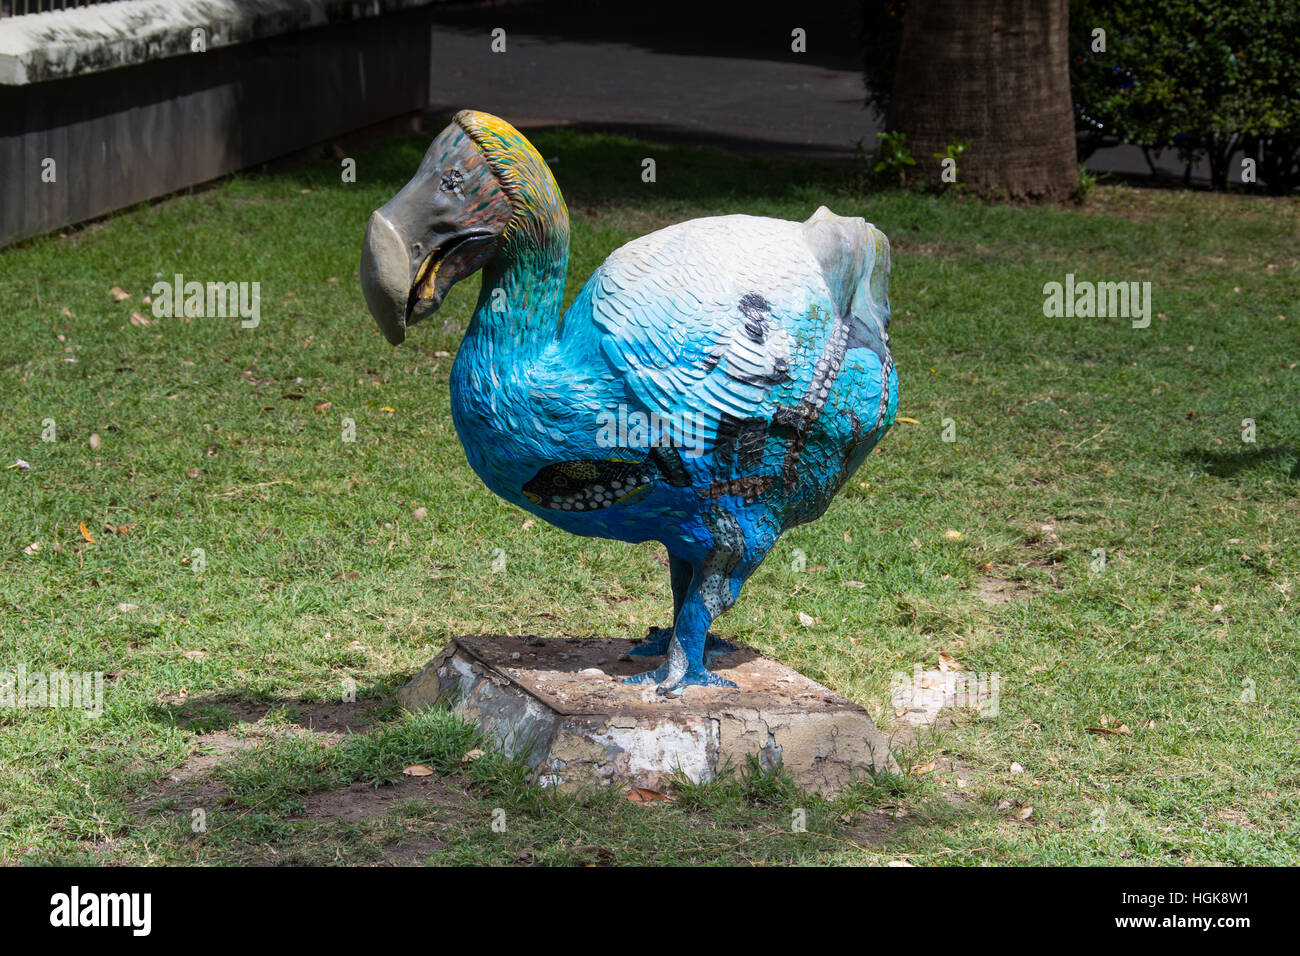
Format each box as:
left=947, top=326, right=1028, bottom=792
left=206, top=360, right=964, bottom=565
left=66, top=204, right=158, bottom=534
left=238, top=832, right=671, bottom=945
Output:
left=932, top=138, right=971, bottom=192
left=857, top=0, right=1300, bottom=192
left=1070, top=0, right=1300, bottom=191
left=872, top=130, right=916, bottom=187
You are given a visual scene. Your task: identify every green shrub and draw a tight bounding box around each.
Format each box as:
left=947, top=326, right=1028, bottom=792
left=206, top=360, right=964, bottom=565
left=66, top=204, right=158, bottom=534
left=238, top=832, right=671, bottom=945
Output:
left=857, top=0, right=1300, bottom=192
left=1070, top=0, right=1300, bottom=191
left=872, top=130, right=916, bottom=187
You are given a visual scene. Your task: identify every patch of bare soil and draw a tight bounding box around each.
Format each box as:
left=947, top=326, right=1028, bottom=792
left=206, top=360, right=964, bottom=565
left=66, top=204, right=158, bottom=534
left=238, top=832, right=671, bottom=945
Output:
left=132, top=729, right=259, bottom=813
left=297, top=775, right=460, bottom=824
left=922, top=754, right=985, bottom=807
left=133, top=698, right=382, bottom=814
left=975, top=576, right=1034, bottom=605
left=844, top=810, right=903, bottom=847
left=972, top=519, right=1073, bottom=606
left=381, top=835, right=452, bottom=865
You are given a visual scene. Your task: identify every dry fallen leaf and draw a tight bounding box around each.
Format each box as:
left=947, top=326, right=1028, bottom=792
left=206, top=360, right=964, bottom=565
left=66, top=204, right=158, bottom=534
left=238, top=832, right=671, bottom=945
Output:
left=88, top=432, right=101, bottom=451
left=402, top=764, right=434, bottom=777
left=938, top=653, right=961, bottom=672
left=183, top=650, right=206, bottom=661
left=626, top=787, right=671, bottom=805
left=461, top=748, right=485, bottom=763
left=1010, top=762, right=1024, bottom=773
left=887, top=859, right=915, bottom=867
left=521, top=518, right=535, bottom=530
left=798, top=612, right=816, bottom=627
left=943, top=529, right=963, bottom=541
left=1085, top=725, right=1130, bottom=737
left=412, top=506, right=427, bottom=521
left=116, top=603, right=139, bottom=613
left=1018, top=805, right=1034, bottom=820
left=79, top=521, right=96, bottom=543
left=912, top=759, right=937, bottom=776
left=314, top=401, right=332, bottom=413
left=110, top=286, right=131, bottom=301
left=23, top=542, right=41, bottom=555
left=129, top=311, right=150, bottom=327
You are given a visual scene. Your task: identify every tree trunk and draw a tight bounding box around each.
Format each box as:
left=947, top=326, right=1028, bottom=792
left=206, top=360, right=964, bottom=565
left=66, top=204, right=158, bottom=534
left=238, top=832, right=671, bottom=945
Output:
left=889, top=0, right=1078, bottom=201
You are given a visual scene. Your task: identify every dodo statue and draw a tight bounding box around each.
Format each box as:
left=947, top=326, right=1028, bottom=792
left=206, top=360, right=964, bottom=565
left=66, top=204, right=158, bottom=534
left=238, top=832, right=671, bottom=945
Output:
left=361, top=111, right=898, bottom=695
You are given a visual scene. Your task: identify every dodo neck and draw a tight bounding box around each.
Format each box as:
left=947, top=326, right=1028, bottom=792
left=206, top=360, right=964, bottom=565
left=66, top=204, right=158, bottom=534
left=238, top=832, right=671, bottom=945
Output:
left=470, top=226, right=569, bottom=350
left=454, top=110, right=571, bottom=351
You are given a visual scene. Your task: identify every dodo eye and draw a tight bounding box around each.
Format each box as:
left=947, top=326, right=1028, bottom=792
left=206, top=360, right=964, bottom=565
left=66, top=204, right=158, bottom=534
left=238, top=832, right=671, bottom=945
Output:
left=439, top=169, right=464, bottom=193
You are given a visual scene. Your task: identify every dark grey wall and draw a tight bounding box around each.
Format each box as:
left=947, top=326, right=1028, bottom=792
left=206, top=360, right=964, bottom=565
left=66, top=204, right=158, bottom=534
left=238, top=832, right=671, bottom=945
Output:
left=0, top=6, right=433, bottom=246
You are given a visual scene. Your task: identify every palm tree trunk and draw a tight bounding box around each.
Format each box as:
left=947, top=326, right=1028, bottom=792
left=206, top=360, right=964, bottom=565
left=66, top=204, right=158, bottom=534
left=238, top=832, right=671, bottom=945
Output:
left=889, top=0, right=1078, bottom=201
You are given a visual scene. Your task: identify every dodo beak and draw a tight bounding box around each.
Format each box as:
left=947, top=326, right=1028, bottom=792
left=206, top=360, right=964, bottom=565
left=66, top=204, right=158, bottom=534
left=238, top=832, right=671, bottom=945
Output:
left=360, top=119, right=515, bottom=346
left=360, top=211, right=411, bottom=345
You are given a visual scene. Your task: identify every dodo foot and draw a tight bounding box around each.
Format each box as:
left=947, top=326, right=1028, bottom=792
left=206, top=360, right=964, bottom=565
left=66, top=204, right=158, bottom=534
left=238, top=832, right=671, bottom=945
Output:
left=629, top=627, right=738, bottom=665
left=623, top=662, right=738, bottom=696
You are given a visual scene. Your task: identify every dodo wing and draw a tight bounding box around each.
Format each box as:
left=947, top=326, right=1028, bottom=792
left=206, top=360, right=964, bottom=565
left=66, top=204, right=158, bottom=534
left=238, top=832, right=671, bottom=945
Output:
left=587, top=222, right=816, bottom=447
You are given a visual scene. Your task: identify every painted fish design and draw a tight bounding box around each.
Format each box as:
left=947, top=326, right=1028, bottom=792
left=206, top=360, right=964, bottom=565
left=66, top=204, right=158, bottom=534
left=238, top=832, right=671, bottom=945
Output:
left=523, top=446, right=691, bottom=511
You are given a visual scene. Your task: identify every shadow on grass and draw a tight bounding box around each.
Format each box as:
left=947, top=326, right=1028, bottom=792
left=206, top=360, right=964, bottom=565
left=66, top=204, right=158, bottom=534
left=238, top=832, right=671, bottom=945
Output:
left=148, top=692, right=391, bottom=736
left=122, top=677, right=974, bottom=865
left=344, top=123, right=860, bottom=209
left=1182, top=446, right=1300, bottom=482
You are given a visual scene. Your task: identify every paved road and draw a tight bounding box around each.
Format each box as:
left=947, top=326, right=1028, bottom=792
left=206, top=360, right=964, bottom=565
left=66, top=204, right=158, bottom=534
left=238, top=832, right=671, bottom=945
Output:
left=424, top=0, right=1220, bottom=183
left=428, top=0, right=875, bottom=159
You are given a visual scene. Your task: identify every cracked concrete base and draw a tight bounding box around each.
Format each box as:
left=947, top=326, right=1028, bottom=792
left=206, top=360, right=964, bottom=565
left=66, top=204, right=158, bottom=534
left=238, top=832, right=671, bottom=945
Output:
left=397, top=635, right=894, bottom=795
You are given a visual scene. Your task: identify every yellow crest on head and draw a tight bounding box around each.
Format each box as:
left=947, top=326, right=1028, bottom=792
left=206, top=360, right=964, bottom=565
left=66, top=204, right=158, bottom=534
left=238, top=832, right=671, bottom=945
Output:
left=453, top=109, right=567, bottom=251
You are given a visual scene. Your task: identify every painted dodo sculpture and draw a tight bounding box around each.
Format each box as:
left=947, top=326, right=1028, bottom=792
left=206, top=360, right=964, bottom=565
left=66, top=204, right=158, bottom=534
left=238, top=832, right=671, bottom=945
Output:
left=360, top=111, right=898, bottom=694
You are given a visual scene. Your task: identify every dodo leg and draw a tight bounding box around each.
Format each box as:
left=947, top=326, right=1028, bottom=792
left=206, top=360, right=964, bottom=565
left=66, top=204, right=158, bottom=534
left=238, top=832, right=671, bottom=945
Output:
left=629, top=555, right=740, bottom=663
left=625, top=510, right=759, bottom=693
left=629, top=553, right=692, bottom=658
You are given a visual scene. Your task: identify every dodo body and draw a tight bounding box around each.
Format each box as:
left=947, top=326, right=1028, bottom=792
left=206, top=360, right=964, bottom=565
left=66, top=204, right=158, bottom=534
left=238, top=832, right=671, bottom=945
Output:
left=361, top=111, right=898, bottom=693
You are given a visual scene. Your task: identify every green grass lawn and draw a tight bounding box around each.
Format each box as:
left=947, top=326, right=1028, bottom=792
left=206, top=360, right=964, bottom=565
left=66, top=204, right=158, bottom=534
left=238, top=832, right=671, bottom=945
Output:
left=0, top=126, right=1297, bottom=865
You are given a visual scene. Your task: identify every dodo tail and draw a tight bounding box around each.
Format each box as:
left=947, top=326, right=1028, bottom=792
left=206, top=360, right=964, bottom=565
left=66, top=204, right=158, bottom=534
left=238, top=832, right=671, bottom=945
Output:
left=800, top=205, right=892, bottom=340
left=799, top=206, right=896, bottom=436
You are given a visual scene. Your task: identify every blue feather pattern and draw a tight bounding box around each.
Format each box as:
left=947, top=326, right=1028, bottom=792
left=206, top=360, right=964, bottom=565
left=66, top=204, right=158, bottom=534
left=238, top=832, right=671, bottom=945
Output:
left=360, top=112, right=902, bottom=693
left=449, top=204, right=898, bottom=693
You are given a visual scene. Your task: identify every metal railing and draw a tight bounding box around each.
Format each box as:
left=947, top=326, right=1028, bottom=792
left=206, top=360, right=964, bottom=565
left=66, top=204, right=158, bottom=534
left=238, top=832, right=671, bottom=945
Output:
left=2, top=0, right=122, bottom=17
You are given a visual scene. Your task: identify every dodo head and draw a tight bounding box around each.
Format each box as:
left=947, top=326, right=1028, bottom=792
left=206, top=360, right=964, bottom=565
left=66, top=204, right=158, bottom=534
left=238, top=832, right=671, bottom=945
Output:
left=360, top=110, right=562, bottom=345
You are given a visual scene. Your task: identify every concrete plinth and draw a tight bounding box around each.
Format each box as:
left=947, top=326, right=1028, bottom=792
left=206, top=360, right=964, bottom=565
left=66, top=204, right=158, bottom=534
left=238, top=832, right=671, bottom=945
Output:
left=397, top=635, right=894, bottom=795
